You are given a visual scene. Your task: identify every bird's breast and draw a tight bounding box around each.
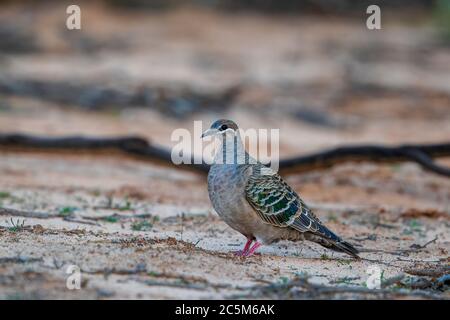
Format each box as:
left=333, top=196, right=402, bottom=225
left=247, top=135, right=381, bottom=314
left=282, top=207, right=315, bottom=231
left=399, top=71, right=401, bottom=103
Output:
left=207, top=165, right=252, bottom=233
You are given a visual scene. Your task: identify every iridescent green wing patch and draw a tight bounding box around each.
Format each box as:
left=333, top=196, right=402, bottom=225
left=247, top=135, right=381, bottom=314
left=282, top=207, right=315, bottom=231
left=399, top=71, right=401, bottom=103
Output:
left=245, top=170, right=302, bottom=228
left=245, top=165, right=334, bottom=237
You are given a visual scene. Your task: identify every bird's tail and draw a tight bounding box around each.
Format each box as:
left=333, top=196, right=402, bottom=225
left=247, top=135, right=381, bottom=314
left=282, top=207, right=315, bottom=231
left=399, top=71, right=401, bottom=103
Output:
left=305, top=231, right=360, bottom=259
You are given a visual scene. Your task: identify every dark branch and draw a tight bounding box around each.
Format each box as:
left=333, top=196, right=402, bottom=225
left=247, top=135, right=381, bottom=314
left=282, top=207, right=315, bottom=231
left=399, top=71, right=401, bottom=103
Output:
left=0, top=133, right=449, bottom=177
left=0, top=207, right=50, bottom=219
left=278, top=144, right=450, bottom=176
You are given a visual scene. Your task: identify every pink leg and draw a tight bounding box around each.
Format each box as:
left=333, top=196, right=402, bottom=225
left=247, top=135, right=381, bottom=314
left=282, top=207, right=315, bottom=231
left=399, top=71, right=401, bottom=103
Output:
left=234, top=238, right=253, bottom=256
left=244, top=241, right=262, bottom=257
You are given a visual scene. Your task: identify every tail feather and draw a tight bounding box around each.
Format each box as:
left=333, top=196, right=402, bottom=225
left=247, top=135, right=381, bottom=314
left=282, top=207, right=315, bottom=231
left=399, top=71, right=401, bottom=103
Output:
left=331, top=239, right=360, bottom=259
left=305, top=232, right=360, bottom=259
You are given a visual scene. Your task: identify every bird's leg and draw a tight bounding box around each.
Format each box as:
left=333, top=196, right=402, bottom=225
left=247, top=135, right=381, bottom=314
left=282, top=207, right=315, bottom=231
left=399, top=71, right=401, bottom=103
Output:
left=234, top=238, right=253, bottom=256
left=244, top=241, right=262, bottom=257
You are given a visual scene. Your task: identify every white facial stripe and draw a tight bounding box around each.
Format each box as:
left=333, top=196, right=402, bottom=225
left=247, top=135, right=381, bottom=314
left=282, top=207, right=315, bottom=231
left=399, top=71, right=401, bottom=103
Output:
left=222, top=128, right=235, bottom=134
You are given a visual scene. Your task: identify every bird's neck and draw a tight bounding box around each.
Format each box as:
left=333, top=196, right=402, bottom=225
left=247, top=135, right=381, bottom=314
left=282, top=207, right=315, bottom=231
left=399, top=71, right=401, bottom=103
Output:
left=214, top=133, right=248, bottom=165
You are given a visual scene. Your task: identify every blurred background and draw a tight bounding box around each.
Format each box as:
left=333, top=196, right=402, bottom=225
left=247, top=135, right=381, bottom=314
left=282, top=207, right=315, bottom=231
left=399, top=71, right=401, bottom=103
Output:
left=0, top=0, right=449, bottom=300
left=0, top=0, right=449, bottom=155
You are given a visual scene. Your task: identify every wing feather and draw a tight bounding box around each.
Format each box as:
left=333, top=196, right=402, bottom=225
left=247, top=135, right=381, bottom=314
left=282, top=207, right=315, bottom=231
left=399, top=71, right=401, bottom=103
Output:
left=244, top=164, right=360, bottom=258
left=245, top=165, right=326, bottom=235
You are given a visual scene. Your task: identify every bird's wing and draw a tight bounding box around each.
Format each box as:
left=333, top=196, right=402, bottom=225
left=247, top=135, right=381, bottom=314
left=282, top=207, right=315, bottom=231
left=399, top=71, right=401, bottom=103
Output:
left=244, top=164, right=360, bottom=258
left=244, top=165, right=336, bottom=239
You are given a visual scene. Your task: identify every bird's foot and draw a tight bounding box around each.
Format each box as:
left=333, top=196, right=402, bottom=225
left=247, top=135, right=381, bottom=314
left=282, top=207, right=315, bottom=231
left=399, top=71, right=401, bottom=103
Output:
left=234, top=241, right=262, bottom=257
left=244, top=241, right=262, bottom=257
left=234, top=238, right=254, bottom=257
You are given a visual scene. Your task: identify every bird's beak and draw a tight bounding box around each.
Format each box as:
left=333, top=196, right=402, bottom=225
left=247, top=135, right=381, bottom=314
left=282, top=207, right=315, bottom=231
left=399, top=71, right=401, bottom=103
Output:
left=201, top=128, right=218, bottom=139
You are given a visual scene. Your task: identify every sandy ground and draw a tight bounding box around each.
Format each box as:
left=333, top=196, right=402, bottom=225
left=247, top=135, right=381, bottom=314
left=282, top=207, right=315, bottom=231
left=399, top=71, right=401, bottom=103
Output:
left=0, top=3, right=449, bottom=299
left=0, top=148, right=449, bottom=299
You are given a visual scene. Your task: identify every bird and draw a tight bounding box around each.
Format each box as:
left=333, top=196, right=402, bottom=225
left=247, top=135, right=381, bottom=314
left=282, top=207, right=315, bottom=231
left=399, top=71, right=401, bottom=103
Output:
left=201, top=119, right=360, bottom=259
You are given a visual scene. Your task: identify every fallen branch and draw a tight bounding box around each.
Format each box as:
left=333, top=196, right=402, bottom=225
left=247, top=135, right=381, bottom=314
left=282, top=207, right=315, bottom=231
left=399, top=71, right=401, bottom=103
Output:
left=0, top=255, right=43, bottom=265
left=0, top=207, right=100, bottom=226
left=400, top=208, right=449, bottom=219
left=0, top=133, right=208, bottom=173
left=81, top=213, right=153, bottom=221
left=62, top=216, right=100, bottom=226
left=404, top=265, right=450, bottom=278
left=278, top=143, right=450, bottom=177
left=82, top=264, right=233, bottom=291
left=0, top=133, right=449, bottom=177
left=238, top=275, right=446, bottom=300
left=0, top=207, right=50, bottom=219
left=409, top=237, right=438, bottom=250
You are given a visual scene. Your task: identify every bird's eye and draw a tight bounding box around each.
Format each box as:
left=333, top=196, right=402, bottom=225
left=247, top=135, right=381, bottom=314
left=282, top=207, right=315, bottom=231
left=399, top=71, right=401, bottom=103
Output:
left=220, top=124, right=228, bottom=131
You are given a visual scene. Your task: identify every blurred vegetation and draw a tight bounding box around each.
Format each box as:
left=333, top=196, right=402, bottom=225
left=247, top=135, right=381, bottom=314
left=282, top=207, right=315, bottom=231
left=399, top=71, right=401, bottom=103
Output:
left=434, top=0, right=450, bottom=42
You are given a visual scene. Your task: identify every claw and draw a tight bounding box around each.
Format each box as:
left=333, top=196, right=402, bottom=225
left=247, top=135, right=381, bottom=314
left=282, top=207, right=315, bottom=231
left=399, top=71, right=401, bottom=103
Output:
left=244, top=241, right=262, bottom=257
left=234, top=240, right=262, bottom=257
left=234, top=238, right=253, bottom=256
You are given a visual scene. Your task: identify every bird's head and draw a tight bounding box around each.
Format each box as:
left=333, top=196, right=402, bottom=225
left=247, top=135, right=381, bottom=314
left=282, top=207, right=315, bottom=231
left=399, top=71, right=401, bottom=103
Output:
left=201, top=119, right=239, bottom=139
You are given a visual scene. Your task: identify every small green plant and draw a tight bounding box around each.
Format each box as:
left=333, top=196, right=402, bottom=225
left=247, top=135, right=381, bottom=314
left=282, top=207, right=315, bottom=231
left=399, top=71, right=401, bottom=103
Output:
left=380, top=270, right=386, bottom=284
left=327, top=213, right=337, bottom=222
left=320, top=253, right=330, bottom=260
left=403, top=219, right=423, bottom=235
left=0, top=192, right=11, bottom=199
left=336, top=259, right=352, bottom=266
left=433, top=0, right=450, bottom=42
left=131, top=220, right=153, bottom=231
left=0, top=192, right=24, bottom=205
left=409, top=219, right=421, bottom=229
left=7, top=218, right=26, bottom=232
left=58, top=206, right=78, bottom=217
left=335, top=277, right=357, bottom=285
left=148, top=270, right=160, bottom=277
left=103, top=215, right=119, bottom=223
left=131, top=215, right=159, bottom=231
left=278, top=276, right=290, bottom=285
left=117, top=200, right=132, bottom=211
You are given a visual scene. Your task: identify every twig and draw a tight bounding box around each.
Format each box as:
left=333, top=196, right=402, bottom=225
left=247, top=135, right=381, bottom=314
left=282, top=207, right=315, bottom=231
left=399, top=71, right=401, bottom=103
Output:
left=413, top=236, right=438, bottom=249
left=63, top=216, right=100, bottom=226
left=82, top=263, right=148, bottom=276
left=0, top=133, right=449, bottom=176
left=81, top=213, right=153, bottom=221
left=239, top=276, right=446, bottom=300
left=180, top=212, right=185, bottom=241
left=381, top=273, right=405, bottom=288
left=359, top=237, right=439, bottom=257
left=404, top=266, right=450, bottom=278
left=0, top=207, right=50, bottom=219
left=0, top=207, right=101, bottom=226
left=396, top=257, right=443, bottom=264
left=139, top=278, right=233, bottom=291
left=141, top=279, right=208, bottom=290
left=82, top=265, right=233, bottom=291
left=360, top=257, right=400, bottom=268
left=0, top=256, right=43, bottom=265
